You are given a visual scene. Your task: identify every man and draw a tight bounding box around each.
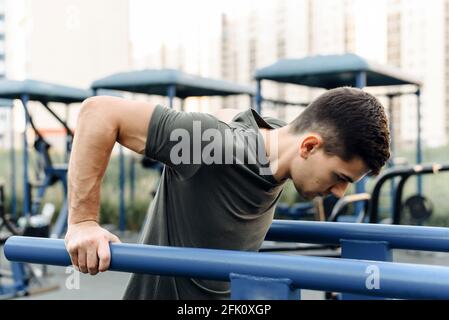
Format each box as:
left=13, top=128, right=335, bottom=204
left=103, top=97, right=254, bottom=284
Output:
left=64, top=87, right=390, bottom=299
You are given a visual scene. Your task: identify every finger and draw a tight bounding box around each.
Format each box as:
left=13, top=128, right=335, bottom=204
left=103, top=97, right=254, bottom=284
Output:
left=97, top=240, right=111, bottom=273
left=66, top=247, right=79, bottom=270
left=77, top=247, right=88, bottom=274
left=110, top=234, right=121, bottom=243
left=86, top=245, right=99, bottom=275
left=70, top=253, right=79, bottom=271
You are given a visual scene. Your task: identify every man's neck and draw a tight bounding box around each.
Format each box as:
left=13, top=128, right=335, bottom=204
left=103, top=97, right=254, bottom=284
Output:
left=259, top=125, right=296, bottom=183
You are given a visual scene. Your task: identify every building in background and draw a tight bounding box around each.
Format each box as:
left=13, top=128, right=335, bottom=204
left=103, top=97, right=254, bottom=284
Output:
left=129, top=0, right=224, bottom=113
left=218, top=0, right=387, bottom=122
left=0, top=0, right=448, bottom=152
left=386, top=0, right=448, bottom=148
left=2, top=0, right=130, bottom=152
left=0, top=0, right=10, bottom=149
left=445, top=0, right=449, bottom=145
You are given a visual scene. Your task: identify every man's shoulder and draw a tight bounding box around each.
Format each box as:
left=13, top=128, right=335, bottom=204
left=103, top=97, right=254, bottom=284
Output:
left=261, top=115, right=287, bottom=129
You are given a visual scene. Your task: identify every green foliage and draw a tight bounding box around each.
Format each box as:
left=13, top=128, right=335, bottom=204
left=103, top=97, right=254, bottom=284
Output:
left=0, top=150, right=158, bottom=231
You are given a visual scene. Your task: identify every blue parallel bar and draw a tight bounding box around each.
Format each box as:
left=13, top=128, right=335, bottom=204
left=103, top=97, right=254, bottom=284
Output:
left=354, top=72, right=367, bottom=216
left=266, top=220, right=449, bottom=252
left=5, top=236, right=449, bottom=300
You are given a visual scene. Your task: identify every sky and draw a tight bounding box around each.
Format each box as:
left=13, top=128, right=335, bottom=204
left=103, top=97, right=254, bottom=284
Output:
left=129, top=0, right=234, bottom=59
left=129, top=0, right=388, bottom=62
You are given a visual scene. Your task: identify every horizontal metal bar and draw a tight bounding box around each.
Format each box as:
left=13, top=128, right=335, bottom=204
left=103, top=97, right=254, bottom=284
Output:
left=5, top=236, right=449, bottom=299
left=267, top=220, right=449, bottom=252
left=328, top=193, right=370, bottom=222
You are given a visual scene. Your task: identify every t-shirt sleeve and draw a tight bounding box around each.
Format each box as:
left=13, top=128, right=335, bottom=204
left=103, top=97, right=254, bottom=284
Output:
left=144, top=105, right=220, bottom=178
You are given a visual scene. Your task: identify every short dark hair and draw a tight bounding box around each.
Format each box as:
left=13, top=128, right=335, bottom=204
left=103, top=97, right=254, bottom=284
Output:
left=289, top=87, right=390, bottom=176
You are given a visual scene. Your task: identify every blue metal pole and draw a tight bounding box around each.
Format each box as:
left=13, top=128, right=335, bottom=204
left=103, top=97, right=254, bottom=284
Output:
left=20, top=95, right=30, bottom=216
left=64, top=104, right=70, bottom=163
left=387, top=95, right=396, bottom=218
left=167, top=85, right=176, bottom=109
left=129, top=156, right=135, bottom=204
left=10, top=103, right=16, bottom=217
left=266, top=220, right=449, bottom=252
left=256, top=80, right=262, bottom=114
left=354, top=72, right=367, bottom=215
left=119, top=145, right=126, bottom=232
left=5, top=236, right=449, bottom=300
left=416, top=89, right=423, bottom=195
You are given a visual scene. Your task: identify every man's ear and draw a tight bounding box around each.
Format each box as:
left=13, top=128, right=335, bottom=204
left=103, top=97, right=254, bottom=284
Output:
left=299, top=134, right=323, bottom=159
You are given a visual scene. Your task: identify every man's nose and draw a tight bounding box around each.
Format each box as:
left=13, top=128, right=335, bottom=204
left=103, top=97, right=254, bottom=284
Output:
left=330, top=181, right=350, bottom=198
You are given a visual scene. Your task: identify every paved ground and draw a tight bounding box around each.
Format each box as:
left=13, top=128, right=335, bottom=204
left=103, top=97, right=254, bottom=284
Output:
left=1, top=230, right=449, bottom=300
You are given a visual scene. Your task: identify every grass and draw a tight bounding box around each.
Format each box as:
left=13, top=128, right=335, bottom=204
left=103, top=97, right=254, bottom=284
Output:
left=1, top=143, right=449, bottom=230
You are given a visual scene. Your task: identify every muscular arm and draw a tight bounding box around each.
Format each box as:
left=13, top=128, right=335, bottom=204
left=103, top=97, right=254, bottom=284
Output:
left=65, top=96, right=155, bottom=274
left=68, top=96, right=155, bottom=224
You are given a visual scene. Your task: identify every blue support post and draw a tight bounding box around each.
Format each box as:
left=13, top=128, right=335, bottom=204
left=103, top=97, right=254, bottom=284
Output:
left=167, top=85, right=176, bottom=109
left=51, top=173, right=68, bottom=238
left=256, top=80, right=262, bottom=114
left=387, top=95, right=396, bottom=217
left=119, top=145, right=126, bottom=232
left=230, top=273, right=300, bottom=300
left=10, top=103, right=17, bottom=217
left=416, top=89, right=423, bottom=195
left=341, top=240, right=392, bottom=300
left=129, top=156, right=135, bottom=204
left=21, top=94, right=31, bottom=216
left=354, top=72, right=367, bottom=216
left=64, top=104, right=70, bottom=163
left=10, top=262, right=27, bottom=292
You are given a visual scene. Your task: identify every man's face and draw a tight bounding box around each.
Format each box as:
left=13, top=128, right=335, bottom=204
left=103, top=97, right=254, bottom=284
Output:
left=290, top=140, right=370, bottom=200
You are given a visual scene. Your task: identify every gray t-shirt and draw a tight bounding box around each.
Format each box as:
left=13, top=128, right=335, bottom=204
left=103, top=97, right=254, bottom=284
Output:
left=123, top=105, right=286, bottom=300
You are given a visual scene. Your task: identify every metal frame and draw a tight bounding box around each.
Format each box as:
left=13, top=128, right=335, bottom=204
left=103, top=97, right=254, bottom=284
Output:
left=255, top=56, right=423, bottom=218
left=0, top=100, right=16, bottom=217
left=368, top=163, right=449, bottom=224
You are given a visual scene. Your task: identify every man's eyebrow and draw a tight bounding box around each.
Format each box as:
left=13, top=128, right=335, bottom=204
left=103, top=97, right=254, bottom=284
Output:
left=339, top=173, right=354, bottom=183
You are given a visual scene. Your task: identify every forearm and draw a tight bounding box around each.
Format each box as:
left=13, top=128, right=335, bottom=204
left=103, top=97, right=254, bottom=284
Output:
left=68, top=96, right=154, bottom=225
left=68, top=99, right=118, bottom=225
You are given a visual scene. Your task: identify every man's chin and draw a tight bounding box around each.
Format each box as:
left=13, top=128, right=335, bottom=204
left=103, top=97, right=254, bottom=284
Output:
left=305, top=194, right=318, bottom=200
left=297, top=190, right=317, bottom=201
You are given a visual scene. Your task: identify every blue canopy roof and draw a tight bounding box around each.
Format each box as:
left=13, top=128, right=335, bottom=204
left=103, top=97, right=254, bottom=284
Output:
left=0, top=79, right=92, bottom=104
left=91, top=69, right=255, bottom=98
left=255, top=53, right=422, bottom=89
